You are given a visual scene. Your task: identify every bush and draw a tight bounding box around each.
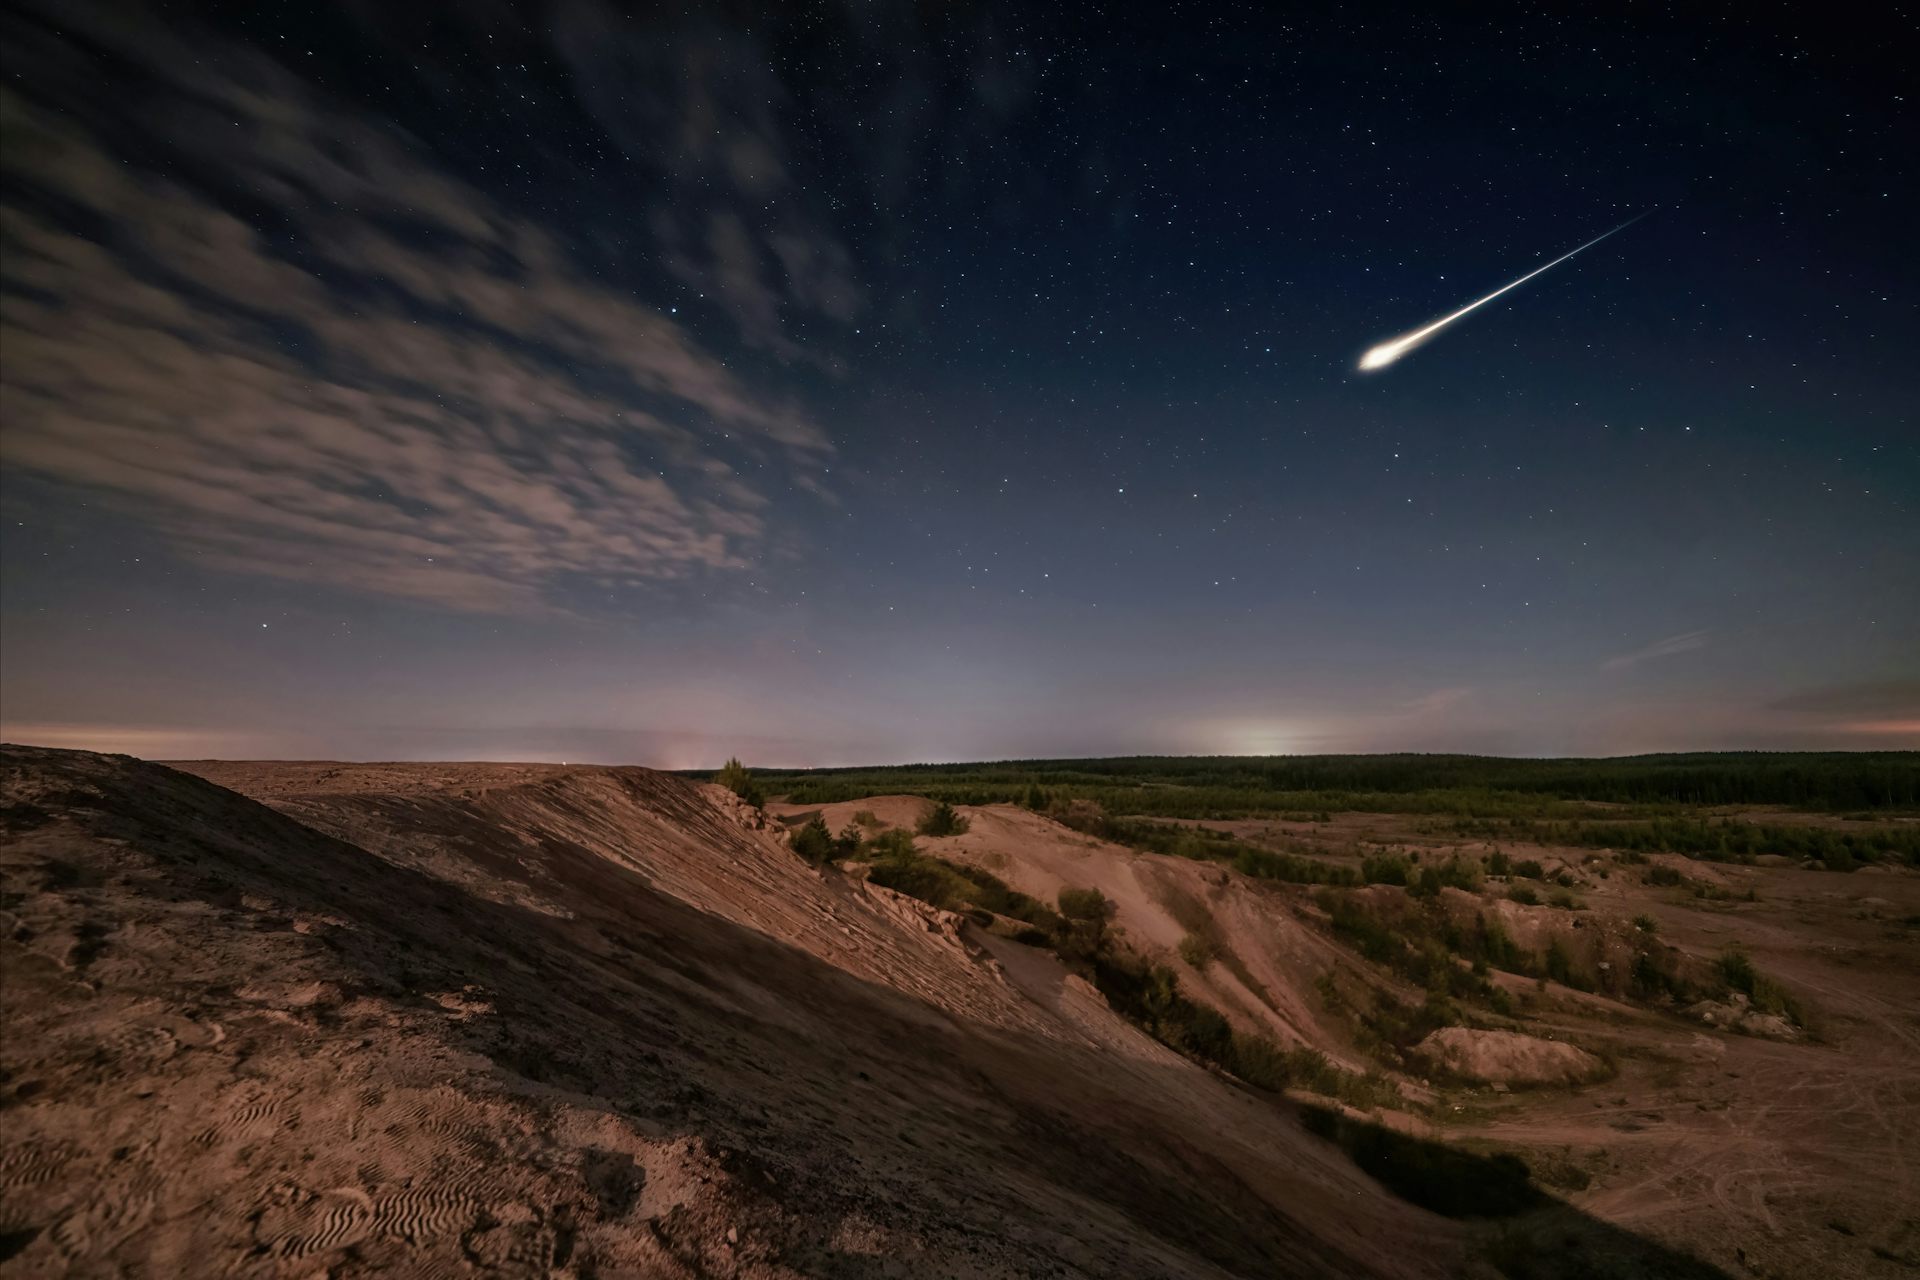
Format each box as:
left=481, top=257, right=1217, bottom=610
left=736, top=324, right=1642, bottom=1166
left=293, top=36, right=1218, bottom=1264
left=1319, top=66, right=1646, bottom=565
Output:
left=917, top=800, right=971, bottom=837
left=1055, top=886, right=1110, bottom=961
left=1628, top=947, right=1686, bottom=1002
left=1507, top=886, right=1539, bottom=906
left=1716, top=946, right=1806, bottom=1025
left=1512, top=859, right=1545, bottom=880
left=1486, top=849, right=1512, bottom=877
left=1178, top=931, right=1220, bottom=968
left=865, top=828, right=918, bottom=860
left=1544, top=936, right=1586, bottom=990
left=789, top=816, right=835, bottom=863
left=1362, top=852, right=1412, bottom=885
left=714, top=756, right=764, bottom=808
left=865, top=855, right=970, bottom=908
left=1413, top=852, right=1482, bottom=901
left=1632, top=913, right=1657, bottom=933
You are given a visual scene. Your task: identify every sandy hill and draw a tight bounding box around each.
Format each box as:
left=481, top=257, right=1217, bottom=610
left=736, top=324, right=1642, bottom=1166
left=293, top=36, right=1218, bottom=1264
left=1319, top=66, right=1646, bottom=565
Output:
left=1, top=747, right=1456, bottom=1278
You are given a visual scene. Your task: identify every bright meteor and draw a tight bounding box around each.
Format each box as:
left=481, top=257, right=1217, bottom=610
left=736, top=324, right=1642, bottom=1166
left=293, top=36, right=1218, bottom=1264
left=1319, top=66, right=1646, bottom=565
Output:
left=1356, top=213, right=1649, bottom=372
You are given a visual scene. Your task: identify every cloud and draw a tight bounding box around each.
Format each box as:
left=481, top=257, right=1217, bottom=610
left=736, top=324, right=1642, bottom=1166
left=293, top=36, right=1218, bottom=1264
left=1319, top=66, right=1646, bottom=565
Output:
left=0, top=14, right=830, bottom=614
left=553, top=11, right=866, bottom=360
left=1600, top=629, right=1711, bottom=672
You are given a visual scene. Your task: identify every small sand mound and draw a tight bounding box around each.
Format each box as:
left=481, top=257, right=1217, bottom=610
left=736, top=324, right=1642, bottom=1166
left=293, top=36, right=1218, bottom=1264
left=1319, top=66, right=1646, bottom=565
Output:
left=1685, top=994, right=1800, bottom=1040
left=1414, top=1028, right=1604, bottom=1086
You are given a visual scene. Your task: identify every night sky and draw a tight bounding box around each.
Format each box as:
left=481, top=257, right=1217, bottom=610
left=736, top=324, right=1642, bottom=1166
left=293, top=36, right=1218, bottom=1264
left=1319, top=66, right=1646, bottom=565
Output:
left=2, top=2, right=1914, bottom=765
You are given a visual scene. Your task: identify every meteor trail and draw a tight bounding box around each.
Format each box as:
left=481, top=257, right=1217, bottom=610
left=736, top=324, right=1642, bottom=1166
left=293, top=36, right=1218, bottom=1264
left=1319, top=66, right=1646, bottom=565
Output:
left=1356, top=213, right=1649, bottom=372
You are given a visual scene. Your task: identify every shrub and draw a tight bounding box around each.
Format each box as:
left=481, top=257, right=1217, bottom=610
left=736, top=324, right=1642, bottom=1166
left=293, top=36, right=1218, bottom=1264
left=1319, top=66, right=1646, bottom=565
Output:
left=1716, top=946, right=1806, bottom=1025
left=1235, top=845, right=1361, bottom=887
left=714, top=756, right=764, bottom=808
left=1645, top=864, right=1683, bottom=887
left=1476, top=915, right=1524, bottom=972
left=1229, top=1035, right=1295, bottom=1091
left=1544, top=936, right=1585, bottom=989
left=1507, top=886, right=1539, bottom=906
left=1512, top=859, right=1545, bottom=880
left=864, top=828, right=919, bottom=860
left=1628, top=947, right=1686, bottom=1002
left=1405, top=855, right=1489, bottom=898
left=1486, top=849, right=1512, bottom=877
left=917, top=800, right=971, bottom=837
left=1548, top=889, right=1583, bottom=911
left=1178, top=931, right=1220, bottom=968
left=1362, top=852, right=1412, bottom=885
left=1055, top=886, right=1110, bottom=961
left=1632, top=913, right=1657, bottom=933
left=789, top=816, right=835, bottom=863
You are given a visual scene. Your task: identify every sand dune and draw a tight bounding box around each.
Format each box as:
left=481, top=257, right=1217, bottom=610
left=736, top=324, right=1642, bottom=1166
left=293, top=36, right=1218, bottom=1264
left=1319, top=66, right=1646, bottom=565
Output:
left=2, top=748, right=1453, bottom=1277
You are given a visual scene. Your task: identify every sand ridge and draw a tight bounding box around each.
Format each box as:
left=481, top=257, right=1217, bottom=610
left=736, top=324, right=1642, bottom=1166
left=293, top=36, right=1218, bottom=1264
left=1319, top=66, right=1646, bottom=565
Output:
left=1, top=747, right=1453, bottom=1278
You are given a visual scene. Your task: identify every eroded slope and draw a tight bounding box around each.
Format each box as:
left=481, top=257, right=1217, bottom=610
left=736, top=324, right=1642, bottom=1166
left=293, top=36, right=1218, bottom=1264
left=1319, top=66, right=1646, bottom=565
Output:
left=1, top=748, right=1453, bottom=1278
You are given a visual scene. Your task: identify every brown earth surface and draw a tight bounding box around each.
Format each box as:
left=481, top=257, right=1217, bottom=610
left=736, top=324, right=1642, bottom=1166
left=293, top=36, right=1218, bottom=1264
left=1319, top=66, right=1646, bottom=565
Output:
left=2, top=748, right=1451, bottom=1278
left=4, top=748, right=1914, bottom=1277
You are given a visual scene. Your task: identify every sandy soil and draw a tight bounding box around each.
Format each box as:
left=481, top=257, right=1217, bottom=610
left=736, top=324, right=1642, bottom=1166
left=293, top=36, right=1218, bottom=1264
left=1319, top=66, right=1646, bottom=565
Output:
left=8, top=750, right=1911, bottom=1277
left=1412, top=1029, right=1604, bottom=1087
left=1201, top=807, right=1920, bottom=1278
left=2, top=749, right=1454, bottom=1278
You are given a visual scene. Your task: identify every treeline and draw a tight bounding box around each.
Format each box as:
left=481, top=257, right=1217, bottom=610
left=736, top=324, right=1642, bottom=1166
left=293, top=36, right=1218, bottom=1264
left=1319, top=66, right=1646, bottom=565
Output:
left=738, top=752, right=1920, bottom=814
left=1452, top=815, right=1920, bottom=868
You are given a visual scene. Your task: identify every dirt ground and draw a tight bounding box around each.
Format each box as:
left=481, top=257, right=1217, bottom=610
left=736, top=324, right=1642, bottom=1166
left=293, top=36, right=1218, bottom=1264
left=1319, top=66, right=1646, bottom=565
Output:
left=5, top=748, right=1911, bottom=1277
left=1171, top=809, right=1920, bottom=1278
left=772, top=799, right=1920, bottom=1277
left=2, top=749, right=1454, bottom=1278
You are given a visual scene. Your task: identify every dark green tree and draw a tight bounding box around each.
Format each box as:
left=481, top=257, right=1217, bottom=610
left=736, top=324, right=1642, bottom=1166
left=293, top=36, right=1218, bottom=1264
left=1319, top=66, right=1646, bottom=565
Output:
left=789, top=816, right=835, bottom=863
left=917, top=800, right=970, bottom=837
left=714, top=756, right=764, bottom=808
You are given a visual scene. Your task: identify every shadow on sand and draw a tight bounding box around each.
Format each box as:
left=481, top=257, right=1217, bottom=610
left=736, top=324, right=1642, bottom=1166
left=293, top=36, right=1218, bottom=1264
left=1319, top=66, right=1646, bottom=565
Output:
left=1298, top=1103, right=1731, bottom=1279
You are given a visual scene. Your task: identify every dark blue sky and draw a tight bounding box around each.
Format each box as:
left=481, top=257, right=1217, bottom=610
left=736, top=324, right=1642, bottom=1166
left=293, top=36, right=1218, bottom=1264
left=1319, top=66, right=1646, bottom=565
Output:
left=2, top=1, right=1914, bottom=764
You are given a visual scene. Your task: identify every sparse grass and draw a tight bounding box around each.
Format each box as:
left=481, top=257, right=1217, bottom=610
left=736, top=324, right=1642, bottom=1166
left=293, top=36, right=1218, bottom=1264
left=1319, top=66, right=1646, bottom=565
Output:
left=847, top=830, right=1061, bottom=934
left=1716, top=946, right=1808, bottom=1027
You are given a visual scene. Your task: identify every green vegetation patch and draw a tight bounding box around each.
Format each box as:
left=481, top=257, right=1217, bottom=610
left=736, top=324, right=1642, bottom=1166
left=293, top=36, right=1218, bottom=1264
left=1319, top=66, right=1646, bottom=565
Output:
left=735, top=751, right=1919, bottom=818
left=1455, top=815, right=1919, bottom=868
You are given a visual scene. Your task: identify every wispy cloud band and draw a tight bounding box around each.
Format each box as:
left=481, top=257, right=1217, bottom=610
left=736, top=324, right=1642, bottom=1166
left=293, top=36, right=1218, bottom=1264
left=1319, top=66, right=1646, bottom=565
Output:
left=0, top=10, right=828, bottom=614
